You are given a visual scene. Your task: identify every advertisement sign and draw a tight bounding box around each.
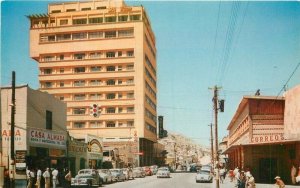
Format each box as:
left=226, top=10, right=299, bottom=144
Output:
left=1, top=128, right=26, bottom=149
left=15, top=150, right=27, bottom=171
left=28, top=128, right=67, bottom=149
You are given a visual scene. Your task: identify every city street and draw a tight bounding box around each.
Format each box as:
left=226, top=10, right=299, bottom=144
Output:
left=99, top=173, right=299, bottom=188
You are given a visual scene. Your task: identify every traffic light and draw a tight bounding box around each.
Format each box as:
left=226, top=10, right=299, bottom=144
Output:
left=219, top=99, right=225, bottom=112
left=90, top=104, right=100, bottom=117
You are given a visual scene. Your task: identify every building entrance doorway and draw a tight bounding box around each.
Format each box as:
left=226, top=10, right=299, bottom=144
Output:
left=259, top=158, right=277, bottom=183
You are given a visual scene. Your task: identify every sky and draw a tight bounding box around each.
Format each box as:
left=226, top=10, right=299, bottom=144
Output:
left=1, top=1, right=300, bottom=147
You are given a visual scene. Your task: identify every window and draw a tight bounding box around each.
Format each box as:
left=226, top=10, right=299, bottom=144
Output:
left=74, top=94, right=86, bottom=100
left=127, top=121, right=134, bottom=127
left=60, top=82, right=64, bottom=87
left=50, top=19, right=55, bottom=24
left=45, top=82, right=52, bottom=88
left=106, top=66, right=115, bottom=72
left=118, top=15, right=128, bottom=22
left=67, top=9, right=76, bottom=12
left=106, top=93, right=116, bottom=99
left=73, top=18, right=87, bottom=25
left=60, top=68, right=64, bottom=73
left=106, top=121, right=115, bottom=127
left=126, top=79, right=134, bottom=85
left=44, top=56, right=54, bottom=62
left=60, top=19, right=68, bottom=25
left=90, top=80, right=101, bottom=86
left=51, top=10, right=61, bottom=13
left=126, top=65, right=134, bottom=70
left=74, top=53, right=85, bottom=60
left=90, top=66, right=101, bottom=72
left=118, top=93, right=122, bottom=99
left=118, top=66, right=122, bottom=71
left=59, top=55, right=64, bottom=60
left=73, top=122, right=85, bottom=128
left=47, top=35, right=55, bottom=42
left=127, top=93, right=134, bottom=99
left=118, top=29, right=134, bottom=37
left=73, top=33, right=87, bottom=40
left=88, top=32, right=103, bottom=39
left=106, top=52, right=115, bottom=58
left=74, top=80, right=85, bottom=86
left=44, top=69, right=52, bottom=75
left=118, top=80, right=123, bottom=85
left=82, top=7, right=91, bottom=11
left=90, top=53, right=101, bottom=59
left=74, top=67, right=86, bottom=73
left=105, top=31, right=116, bottom=38
left=106, top=80, right=115, bottom=85
left=89, top=17, right=103, bottom=24
left=90, top=121, right=102, bottom=128
left=118, top=107, right=123, bottom=113
left=73, top=108, right=86, bottom=115
left=130, top=14, right=141, bottom=21
left=106, top=107, right=116, bottom=114
left=46, top=110, right=52, bottom=130
left=127, top=107, right=134, bottom=113
left=105, top=16, right=116, bottom=23
left=56, top=34, right=71, bottom=41
left=118, top=122, right=123, bottom=127
left=59, top=96, right=64, bottom=101
left=97, top=6, right=106, bottom=9
left=90, top=94, right=101, bottom=100
left=118, top=51, right=122, bottom=57
left=127, top=51, right=134, bottom=57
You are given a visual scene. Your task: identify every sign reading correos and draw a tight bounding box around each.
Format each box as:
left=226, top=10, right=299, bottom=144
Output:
left=28, top=128, right=66, bottom=148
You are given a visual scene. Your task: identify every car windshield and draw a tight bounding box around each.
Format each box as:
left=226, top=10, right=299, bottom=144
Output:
left=158, top=168, right=168, bottom=171
left=199, top=171, right=210, bottom=175
left=111, top=169, right=120, bottom=173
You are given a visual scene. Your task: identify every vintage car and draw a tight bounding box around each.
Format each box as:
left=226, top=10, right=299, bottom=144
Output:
left=98, top=169, right=113, bottom=184
left=195, top=170, right=213, bottom=183
left=71, top=169, right=102, bottom=187
left=156, top=167, right=170, bottom=178
left=109, top=169, right=126, bottom=182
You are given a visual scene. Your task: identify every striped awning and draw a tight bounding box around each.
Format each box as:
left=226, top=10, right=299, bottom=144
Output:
left=26, top=13, right=49, bottom=19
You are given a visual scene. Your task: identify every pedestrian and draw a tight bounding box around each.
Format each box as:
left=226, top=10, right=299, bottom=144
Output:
left=52, top=168, right=59, bottom=188
left=296, top=167, right=300, bottom=185
left=64, top=169, right=72, bottom=188
left=274, top=176, right=285, bottom=188
left=291, top=164, right=297, bottom=185
left=229, top=169, right=234, bottom=182
left=4, top=168, right=10, bottom=188
left=36, top=168, right=42, bottom=188
left=237, top=171, right=246, bottom=188
left=27, top=168, right=35, bottom=188
left=234, top=167, right=239, bottom=183
left=219, top=167, right=225, bottom=183
left=43, top=168, right=50, bottom=188
left=246, top=173, right=256, bottom=188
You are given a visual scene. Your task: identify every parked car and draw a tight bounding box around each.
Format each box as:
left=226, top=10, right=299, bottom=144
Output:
left=150, top=165, right=158, bottom=175
left=98, top=169, right=113, bottom=184
left=122, top=168, right=134, bottom=180
left=71, top=169, right=102, bottom=187
left=133, top=167, right=145, bottom=178
left=110, top=169, right=126, bottom=182
left=195, top=170, right=213, bottom=183
left=142, top=166, right=152, bottom=176
left=156, top=167, right=170, bottom=178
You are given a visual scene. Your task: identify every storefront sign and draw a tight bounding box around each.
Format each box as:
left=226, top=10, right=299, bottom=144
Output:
left=251, top=134, right=284, bottom=143
left=1, top=129, right=26, bottom=149
left=15, top=150, right=27, bottom=171
left=28, top=128, right=66, bottom=148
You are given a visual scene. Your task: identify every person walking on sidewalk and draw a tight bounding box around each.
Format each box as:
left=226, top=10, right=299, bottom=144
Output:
left=64, top=169, right=72, bottom=188
left=36, top=168, right=42, bottom=188
left=274, top=176, right=285, bottom=188
left=291, top=164, right=297, bottom=185
left=246, top=173, right=256, bottom=188
left=237, top=171, right=246, bottom=188
left=52, top=168, right=59, bottom=188
left=43, top=168, right=50, bottom=188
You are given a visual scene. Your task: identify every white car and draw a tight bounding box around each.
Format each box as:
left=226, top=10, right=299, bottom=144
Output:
left=71, top=169, right=102, bottom=187
left=195, top=170, right=213, bottom=183
left=98, top=169, right=113, bottom=184
left=156, top=167, right=170, bottom=178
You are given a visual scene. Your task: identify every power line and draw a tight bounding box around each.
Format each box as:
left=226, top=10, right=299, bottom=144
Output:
left=276, top=61, right=300, bottom=98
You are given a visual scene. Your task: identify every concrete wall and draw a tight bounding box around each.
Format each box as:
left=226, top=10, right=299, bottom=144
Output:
left=284, top=84, right=300, bottom=140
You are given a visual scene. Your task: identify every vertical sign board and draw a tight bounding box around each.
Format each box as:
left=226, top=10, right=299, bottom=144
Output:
left=158, top=116, right=164, bottom=138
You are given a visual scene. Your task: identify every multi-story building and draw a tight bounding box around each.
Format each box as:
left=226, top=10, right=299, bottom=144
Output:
left=28, top=0, right=157, bottom=166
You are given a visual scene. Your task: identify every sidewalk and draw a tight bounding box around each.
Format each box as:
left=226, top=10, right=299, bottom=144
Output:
left=211, top=177, right=299, bottom=188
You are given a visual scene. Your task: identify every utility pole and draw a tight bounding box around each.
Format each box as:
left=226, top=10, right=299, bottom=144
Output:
left=208, top=124, right=214, bottom=167
left=10, top=71, right=16, bottom=188
left=209, top=85, right=222, bottom=188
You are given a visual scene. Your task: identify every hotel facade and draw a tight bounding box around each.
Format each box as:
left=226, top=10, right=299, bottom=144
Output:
left=28, top=0, right=157, bottom=166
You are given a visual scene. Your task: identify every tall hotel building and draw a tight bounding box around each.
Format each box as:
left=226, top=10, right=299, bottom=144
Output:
left=28, top=0, right=157, bottom=166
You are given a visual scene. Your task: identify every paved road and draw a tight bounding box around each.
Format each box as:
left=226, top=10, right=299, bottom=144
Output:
left=100, top=173, right=300, bottom=188
left=102, top=172, right=212, bottom=188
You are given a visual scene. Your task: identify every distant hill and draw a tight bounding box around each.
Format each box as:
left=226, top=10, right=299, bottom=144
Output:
left=158, top=133, right=211, bottom=166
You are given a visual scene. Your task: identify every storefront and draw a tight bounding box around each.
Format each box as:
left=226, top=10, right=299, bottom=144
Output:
left=86, top=135, right=103, bottom=169
left=68, top=137, right=87, bottom=175
left=27, top=128, right=67, bottom=171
